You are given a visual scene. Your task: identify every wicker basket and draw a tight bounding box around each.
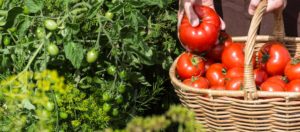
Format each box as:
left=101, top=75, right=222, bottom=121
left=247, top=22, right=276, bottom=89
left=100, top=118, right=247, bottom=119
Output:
left=169, top=0, right=300, bottom=131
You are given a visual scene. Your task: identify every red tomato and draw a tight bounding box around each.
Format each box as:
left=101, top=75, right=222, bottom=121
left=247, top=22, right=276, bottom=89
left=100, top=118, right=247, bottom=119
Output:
left=284, top=57, right=300, bottom=81
left=260, top=81, right=285, bottom=92
left=218, top=31, right=232, bottom=47
left=258, top=42, right=291, bottom=76
left=206, top=44, right=224, bottom=62
left=225, top=67, right=244, bottom=79
left=183, top=77, right=209, bottom=89
left=221, top=43, right=245, bottom=69
left=225, top=77, right=243, bottom=91
left=179, top=5, right=220, bottom=52
left=285, top=79, right=300, bottom=92
left=176, top=52, right=205, bottom=79
left=260, top=76, right=286, bottom=91
left=205, top=63, right=226, bottom=86
left=253, top=68, right=268, bottom=86
left=204, top=58, right=215, bottom=74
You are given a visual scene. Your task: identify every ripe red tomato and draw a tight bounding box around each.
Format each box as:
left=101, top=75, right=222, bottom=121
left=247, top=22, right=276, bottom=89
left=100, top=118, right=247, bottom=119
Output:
left=179, top=5, right=220, bottom=52
left=285, top=79, right=300, bottom=92
left=204, top=58, right=215, bottom=74
left=205, top=63, right=226, bottom=86
left=206, top=44, right=224, bottom=62
left=284, top=57, right=300, bottom=81
left=260, top=81, right=285, bottom=92
left=253, top=68, right=268, bottom=86
left=176, top=52, right=205, bottom=79
left=221, top=43, right=245, bottom=69
left=260, top=75, right=286, bottom=92
left=219, top=31, right=232, bottom=47
left=183, top=77, right=210, bottom=89
left=258, top=42, right=291, bottom=76
left=225, top=77, right=243, bottom=91
left=225, top=67, right=244, bottom=79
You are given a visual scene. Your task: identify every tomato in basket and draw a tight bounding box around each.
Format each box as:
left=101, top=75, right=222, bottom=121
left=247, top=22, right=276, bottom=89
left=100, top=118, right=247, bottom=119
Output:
left=183, top=76, right=210, bottom=89
left=285, top=79, right=300, bottom=92
left=176, top=52, right=205, bottom=79
left=284, top=57, right=300, bottom=81
left=258, top=42, right=291, bottom=76
left=205, top=63, right=226, bottom=87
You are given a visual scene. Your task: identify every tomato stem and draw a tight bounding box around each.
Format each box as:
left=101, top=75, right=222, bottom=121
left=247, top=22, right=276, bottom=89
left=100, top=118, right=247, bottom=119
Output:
left=262, top=54, right=270, bottom=63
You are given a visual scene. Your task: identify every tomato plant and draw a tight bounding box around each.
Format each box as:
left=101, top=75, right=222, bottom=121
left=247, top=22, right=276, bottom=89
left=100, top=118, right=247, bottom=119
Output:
left=176, top=52, right=205, bottom=79
left=258, top=42, right=291, bottom=76
left=179, top=5, right=220, bottom=52
left=284, top=57, right=300, bottom=81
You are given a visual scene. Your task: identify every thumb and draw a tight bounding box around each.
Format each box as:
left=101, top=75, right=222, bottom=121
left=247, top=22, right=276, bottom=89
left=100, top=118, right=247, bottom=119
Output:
left=220, top=17, right=226, bottom=30
left=184, top=2, right=199, bottom=27
left=248, top=0, right=261, bottom=15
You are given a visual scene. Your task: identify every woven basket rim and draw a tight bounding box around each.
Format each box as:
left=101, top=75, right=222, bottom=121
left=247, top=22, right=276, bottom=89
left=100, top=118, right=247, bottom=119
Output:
left=169, top=35, right=300, bottom=100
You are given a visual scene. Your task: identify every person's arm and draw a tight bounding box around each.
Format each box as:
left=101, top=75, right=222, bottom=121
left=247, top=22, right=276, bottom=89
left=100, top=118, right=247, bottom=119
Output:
left=178, top=0, right=225, bottom=29
left=248, top=0, right=287, bottom=15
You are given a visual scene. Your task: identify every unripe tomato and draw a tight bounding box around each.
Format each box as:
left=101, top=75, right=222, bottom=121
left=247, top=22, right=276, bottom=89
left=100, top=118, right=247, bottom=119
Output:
left=102, top=92, right=111, bottom=102
left=105, top=12, right=114, bottom=20
left=44, top=19, right=58, bottom=31
left=107, top=65, right=116, bottom=76
left=115, top=95, right=123, bottom=104
left=103, top=103, right=111, bottom=113
left=86, top=50, right=98, bottom=63
left=47, top=44, right=59, bottom=56
left=36, top=27, right=46, bottom=39
left=112, top=108, right=119, bottom=116
left=3, top=36, right=10, bottom=46
left=118, top=84, right=126, bottom=94
left=60, top=112, right=68, bottom=119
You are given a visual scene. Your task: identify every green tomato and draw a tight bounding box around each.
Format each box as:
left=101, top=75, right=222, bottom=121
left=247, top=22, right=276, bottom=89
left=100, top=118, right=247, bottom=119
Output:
left=112, top=108, right=119, bottom=116
left=23, top=6, right=30, bottom=14
left=3, top=36, right=10, bottom=46
left=86, top=50, right=98, bottom=63
left=107, top=65, right=116, bottom=76
left=103, top=103, right=111, bottom=113
left=105, top=12, right=114, bottom=20
left=59, top=112, right=68, bottom=119
left=47, top=44, right=59, bottom=56
left=115, top=95, right=123, bottom=104
left=119, top=70, right=127, bottom=80
left=45, top=102, right=54, bottom=111
left=36, top=27, right=46, bottom=39
left=118, top=84, right=126, bottom=94
left=44, top=19, right=58, bottom=31
left=102, top=92, right=111, bottom=102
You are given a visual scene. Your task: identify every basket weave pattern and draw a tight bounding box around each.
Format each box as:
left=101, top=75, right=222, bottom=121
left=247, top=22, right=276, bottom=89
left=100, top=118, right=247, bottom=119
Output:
left=170, top=0, right=300, bottom=131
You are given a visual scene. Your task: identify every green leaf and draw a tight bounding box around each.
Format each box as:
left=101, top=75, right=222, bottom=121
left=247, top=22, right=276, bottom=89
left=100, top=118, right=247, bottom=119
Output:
left=64, top=42, right=84, bottom=69
left=17, top=17, right=31, bottom=37
left=25, top=0, right=44, bottom=13
left=1, top=7, right=23, bottom=29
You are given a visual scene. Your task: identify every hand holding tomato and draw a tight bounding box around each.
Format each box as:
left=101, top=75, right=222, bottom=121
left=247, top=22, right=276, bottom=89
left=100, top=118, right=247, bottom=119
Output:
left=179, top=5, right=221, bottom=53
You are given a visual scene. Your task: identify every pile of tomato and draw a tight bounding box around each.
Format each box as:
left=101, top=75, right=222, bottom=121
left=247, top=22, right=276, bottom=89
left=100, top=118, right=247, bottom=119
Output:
left=176, top=5, right=300, bottom=93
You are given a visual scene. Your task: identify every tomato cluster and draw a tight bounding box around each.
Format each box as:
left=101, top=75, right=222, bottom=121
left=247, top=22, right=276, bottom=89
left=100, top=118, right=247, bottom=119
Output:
left=177, top=5, right=299, bottom=93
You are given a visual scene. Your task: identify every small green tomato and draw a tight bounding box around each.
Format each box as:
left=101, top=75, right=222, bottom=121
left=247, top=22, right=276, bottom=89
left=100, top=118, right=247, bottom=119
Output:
left=44, top=19, right=58, bottom=31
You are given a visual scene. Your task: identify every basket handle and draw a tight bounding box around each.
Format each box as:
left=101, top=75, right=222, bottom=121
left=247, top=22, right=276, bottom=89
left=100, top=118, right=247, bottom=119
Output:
left=243, top=0, right=285, bottom=100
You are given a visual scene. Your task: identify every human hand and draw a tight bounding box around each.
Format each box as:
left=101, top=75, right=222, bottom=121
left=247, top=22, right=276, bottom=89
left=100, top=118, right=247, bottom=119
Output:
left=248, top=0, right=287, bottom=15
left=178, top=0, right=225, bottom=29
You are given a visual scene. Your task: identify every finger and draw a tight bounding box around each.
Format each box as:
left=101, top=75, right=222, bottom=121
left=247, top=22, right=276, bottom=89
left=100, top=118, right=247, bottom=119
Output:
left=265, top=0, right=285, bottom=13
left=220, top=17, right=226, bottom=30
left=178, top=10, right=184, bottom=28
left=184, top=2, right=199, bottom=27
left=248, top=0, right=261, bottom=15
